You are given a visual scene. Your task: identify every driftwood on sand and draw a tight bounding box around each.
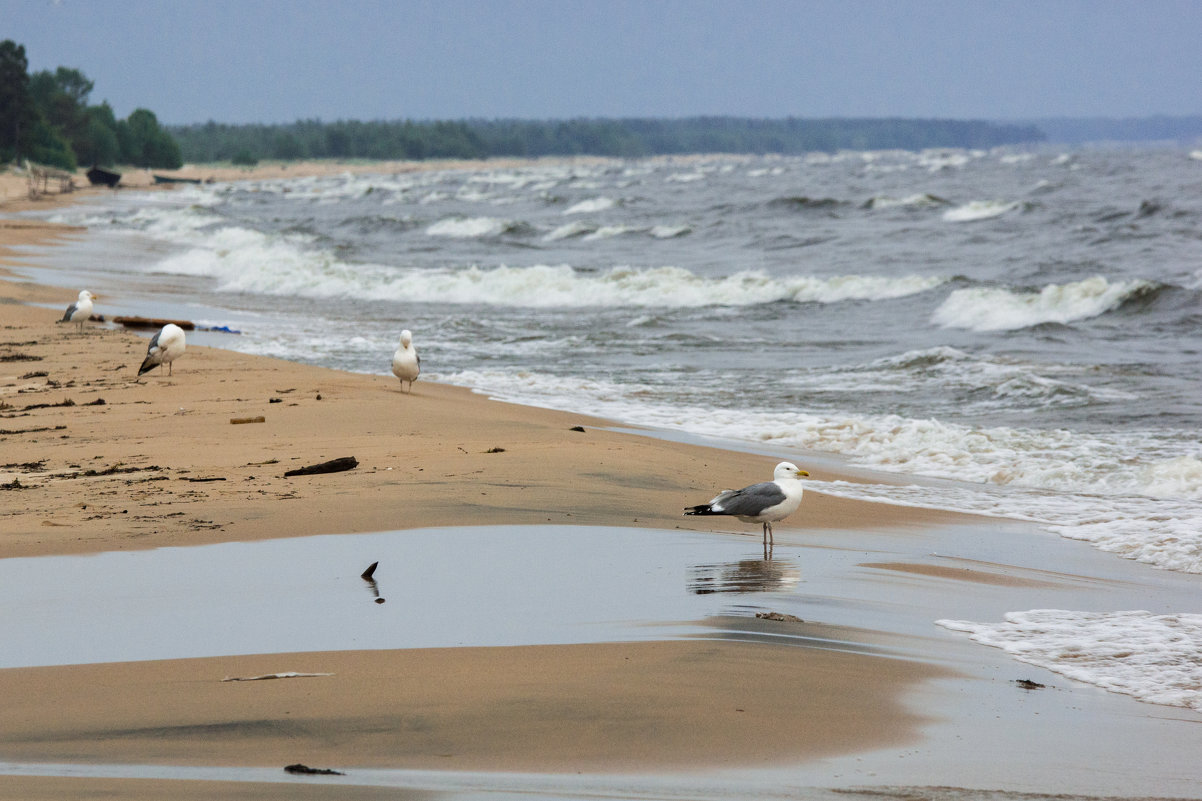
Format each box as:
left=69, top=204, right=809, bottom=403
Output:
left=283, top=456, right=358, bottom=477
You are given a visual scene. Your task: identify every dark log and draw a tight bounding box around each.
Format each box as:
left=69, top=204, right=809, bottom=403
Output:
left=113, top=316, right=195, bottom=331
left=284, top=456, right=358, bottom=477
left=361, top=561, right=378, bottom=580
left=284, top=763, right=345, bottom=776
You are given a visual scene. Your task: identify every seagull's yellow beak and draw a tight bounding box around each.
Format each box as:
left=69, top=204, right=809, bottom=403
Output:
left=797, top=469, right=810, bottom=478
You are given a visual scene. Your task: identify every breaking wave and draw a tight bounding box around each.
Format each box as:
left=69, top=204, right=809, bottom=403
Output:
left=147, top=225, right=947, bottom=308
left=932, top=276, right=1158, bottom=331
left=942, top=200, right=1021, bottom=222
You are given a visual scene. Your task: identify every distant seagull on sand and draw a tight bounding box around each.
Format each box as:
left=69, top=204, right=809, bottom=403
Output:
left=391, top=329, right=420, bottom=393
left=138, top=323, right=186, bottom=377
left=59, top=290, right=95, bottom=332
left=685, top=461, right=810, bottom=547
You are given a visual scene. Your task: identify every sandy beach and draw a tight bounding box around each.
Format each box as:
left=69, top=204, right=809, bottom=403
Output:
left=3, top=164, right=1202, bottom=800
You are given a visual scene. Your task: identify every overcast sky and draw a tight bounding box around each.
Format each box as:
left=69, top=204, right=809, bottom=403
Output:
left=5, top=0, right=1200, bottom=125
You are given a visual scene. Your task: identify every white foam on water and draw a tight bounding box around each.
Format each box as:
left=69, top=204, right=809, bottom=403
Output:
left=425, top=216, right=514, bottom=238
left=794, top=346, right=1135, bottom=411
left=650, top=224, right=692, bottom=238
left=140, top=221, right=947, bottom=309
left=438, top=365, right=1202, bottom=573
left=931, top=276, right=1155, bottom=331
left=543, top=221, right=596, bottom=241
left=582, top=225, right=641, bottom=241
left=864, top=193, right=949, bottom=209
left=563, top=196, right=616, bottom=215
left=937, top=610, right=1202, bottom=711
left=942, top=199, right=1021, bottom=222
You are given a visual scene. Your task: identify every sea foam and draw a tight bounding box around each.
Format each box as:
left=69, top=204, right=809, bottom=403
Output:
left=425, top=216, right=515, bottom=238
left=563, top=197, right=617, bottom=215
left=937, top=610, right=1202, bottom=711
left=931, top=276, right=1155, bottom=331
left=145, top=220, right=947, bottom=309
left=942, top=200, right=1021, bottom=222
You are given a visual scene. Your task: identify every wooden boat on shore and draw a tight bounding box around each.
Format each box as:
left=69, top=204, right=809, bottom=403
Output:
left=85, top=166, right=121, bottom=187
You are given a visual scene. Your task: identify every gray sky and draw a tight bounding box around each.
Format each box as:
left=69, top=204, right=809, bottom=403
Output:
left=4, top=0, right=1200, bottom=125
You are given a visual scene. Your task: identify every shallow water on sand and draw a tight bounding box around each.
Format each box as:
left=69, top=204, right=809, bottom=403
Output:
left=4, top=520, right=1202, bottom=797
left=0, top=525, right=814, bottom=668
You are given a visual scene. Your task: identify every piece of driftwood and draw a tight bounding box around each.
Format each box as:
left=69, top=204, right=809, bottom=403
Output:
left=113, top=315, right=195, bottom=331
left=230, top=416, right=266, bottom=425
left=361, top=561, right=378, bottom=580
left=284, top=764, right=345, bottom=776
left=284, top=456, right=358, bottom=477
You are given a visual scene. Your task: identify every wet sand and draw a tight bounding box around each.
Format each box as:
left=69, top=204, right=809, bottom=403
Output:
left=3, top=166, right=1202, bottom=800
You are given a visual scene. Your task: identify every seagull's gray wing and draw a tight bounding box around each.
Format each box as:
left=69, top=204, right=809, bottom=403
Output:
left=714, top=481, right=786, bottom=516
left=61, top=303, right=78, bottom=322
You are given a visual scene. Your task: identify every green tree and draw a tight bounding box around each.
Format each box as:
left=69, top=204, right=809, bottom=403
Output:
left=118, top=108, right=182, bottom=168
left=29, top=67, right=94, bottom=164
left=78, top=102, right=120, bottom=166
left=0, top=39, right=36, bottom=162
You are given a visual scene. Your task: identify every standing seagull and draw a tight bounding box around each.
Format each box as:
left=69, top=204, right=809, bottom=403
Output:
left=391, top=329, right=420, bottom=393
left=138, top=323, right=186, bottom=377
left=59, top=290, right=95, bottom=332
left=685, top=462, right=810, bottom=547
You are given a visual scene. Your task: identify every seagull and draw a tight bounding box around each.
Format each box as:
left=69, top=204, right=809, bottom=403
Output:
left=685, top=461, right=810, bottom=547
left=59, top=290, right=95, bottom=332
left=391, top=329, right=420, bottom=393
left=138, top=323, right=186, bottom=377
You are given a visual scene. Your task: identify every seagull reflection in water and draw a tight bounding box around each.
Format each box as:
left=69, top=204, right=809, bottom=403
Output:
left=687, top=556, right=801, bottom=595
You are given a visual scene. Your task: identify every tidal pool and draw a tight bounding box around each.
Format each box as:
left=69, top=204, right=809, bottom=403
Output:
left=0, top=525, right=809, bottom=668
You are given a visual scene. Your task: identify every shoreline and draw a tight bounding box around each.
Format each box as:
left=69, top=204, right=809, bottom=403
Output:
left=4, top=161, right=1202, bottom=801
left=0, top=172, right=963, bottom=789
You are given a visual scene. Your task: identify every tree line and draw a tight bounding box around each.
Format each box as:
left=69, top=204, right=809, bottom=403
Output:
left=2, top=36, right=1049, bottom=172
left=169, top=116, right=1046, bottom=164
left=0, top=39, right=181, bottom=171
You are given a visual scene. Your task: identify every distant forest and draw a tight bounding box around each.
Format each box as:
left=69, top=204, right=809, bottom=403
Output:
left=1031, top=116, right=1202, bottom=144
left=168, top=117, right=1047, bottom=164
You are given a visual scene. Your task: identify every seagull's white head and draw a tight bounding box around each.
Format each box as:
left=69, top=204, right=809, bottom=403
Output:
left=773, top=462, right=809, bottom=481
left=400, top=329, right=413, bottom=347
left=79, top=290, right=95, bottom=302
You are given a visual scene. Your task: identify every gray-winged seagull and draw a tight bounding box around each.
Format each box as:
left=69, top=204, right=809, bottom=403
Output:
left=391, top=329, right=420, bottom=393
left=138, top=323, right=186, bottom=376
left=685, top=461, right=810, bottom=546
left=60, top=290, right=95, bottom=332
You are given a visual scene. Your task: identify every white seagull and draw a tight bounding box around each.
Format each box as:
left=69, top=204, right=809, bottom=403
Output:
left=391, top=329, right=421, bottom=393
left=60, top=290, right=95, bottom=332
left=685, top=461, right=810, bottom=547
left=138, top=323, right=186, bottom=377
